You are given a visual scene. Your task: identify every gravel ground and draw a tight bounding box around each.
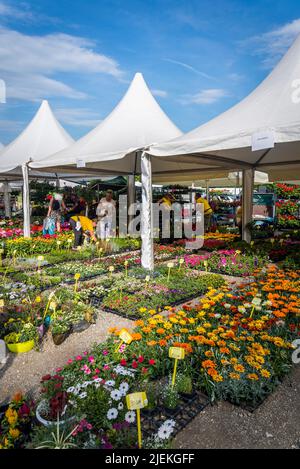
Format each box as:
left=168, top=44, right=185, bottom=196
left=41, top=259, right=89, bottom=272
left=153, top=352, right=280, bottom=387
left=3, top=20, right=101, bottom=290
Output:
left=0, top=310, right=134, bottom=404
left=174, top=366, right=300, bottom=449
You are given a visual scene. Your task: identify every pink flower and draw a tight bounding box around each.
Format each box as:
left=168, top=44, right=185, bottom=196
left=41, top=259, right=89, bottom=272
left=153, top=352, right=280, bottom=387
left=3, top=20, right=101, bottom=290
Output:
left=83, top=351, right=88, bottom=356
left=103, top=365, right=110, bottom=371
left=88, top=356, right=95, bottom=363
left=76, top=355, right=83, bottom=361
left=67, top=359, right=73, bottom=364
left=102, top=350, right=109, bottom=356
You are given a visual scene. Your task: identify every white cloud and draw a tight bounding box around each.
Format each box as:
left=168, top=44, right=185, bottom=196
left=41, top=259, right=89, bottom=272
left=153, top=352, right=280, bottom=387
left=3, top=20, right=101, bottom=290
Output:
left=0, top=26, right=123, bottom=101
left=241, top=19, right=300, bottom=68
left=181, top=88, right=229, bottom=105
left=164, top=58, right=216, bottom=81
left=54, top=107, right=102, bottom=128
left=0, top=1, right=33, bottom=21
left=151, top=89, right=168, bottom=98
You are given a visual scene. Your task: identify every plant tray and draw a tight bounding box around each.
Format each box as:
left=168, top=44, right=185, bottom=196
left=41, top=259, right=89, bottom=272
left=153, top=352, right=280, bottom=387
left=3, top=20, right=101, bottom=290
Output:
left=141, top=390, right=210, bottom=439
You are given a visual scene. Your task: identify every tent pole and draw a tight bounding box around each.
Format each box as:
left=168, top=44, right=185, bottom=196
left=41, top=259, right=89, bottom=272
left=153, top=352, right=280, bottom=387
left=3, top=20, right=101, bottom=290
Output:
left=242, top=169, right=254, bottom=243
left=22, top=163, right=31, bottom=238
left=206, top=180, right=210, bottom=201
left=3, top=181, right=11, bottom=218
left=127, top=174, right=135, bottom=234
left=141, top=151, right=154, bottom=271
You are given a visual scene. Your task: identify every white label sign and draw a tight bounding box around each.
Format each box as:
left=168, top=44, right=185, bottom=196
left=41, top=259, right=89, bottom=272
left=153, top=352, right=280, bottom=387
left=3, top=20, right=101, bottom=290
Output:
left=251, top=130, right=275, bottom=152
left=76, top=159, right=86, bottom=168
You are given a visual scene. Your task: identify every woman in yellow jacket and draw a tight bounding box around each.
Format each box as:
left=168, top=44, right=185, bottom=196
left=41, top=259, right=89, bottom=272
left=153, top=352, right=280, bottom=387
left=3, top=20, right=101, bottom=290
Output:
left=196, top=193, right=213, bottom=232
left=70, top=215, right=97, bottom=249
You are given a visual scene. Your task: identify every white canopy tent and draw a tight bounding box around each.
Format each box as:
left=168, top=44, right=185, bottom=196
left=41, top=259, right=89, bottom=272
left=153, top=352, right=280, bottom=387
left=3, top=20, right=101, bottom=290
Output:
left=30, top=73, right=184, bottom=176
left=0, top=100, right=76, bottom=235
left=143, top=34, right=300, bottom=256
left=30, top=73, right=184, bottom=269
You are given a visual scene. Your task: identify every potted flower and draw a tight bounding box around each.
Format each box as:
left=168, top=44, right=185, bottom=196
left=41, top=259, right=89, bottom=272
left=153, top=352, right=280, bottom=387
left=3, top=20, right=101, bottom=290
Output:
left=51, top=316, right=72, bottom=346
left=142, top=382, right=158, bottom=416
left=161, top=384, right=180, bottom=416
left=4, top=323, right=37, bottom=353
left=36, top=374, right=72, bottom=427
left=176, top=374, right=195, bottom=401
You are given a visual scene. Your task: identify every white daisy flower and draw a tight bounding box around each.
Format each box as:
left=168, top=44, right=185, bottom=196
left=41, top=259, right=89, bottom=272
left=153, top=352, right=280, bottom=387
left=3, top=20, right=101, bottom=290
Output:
left=125, top=411, right=135, bottom=423
left=67, top=386, right=76, bottom=394
left=119, top=382, right=129, bottom=395
left=106, top=380, right=116, bottom=387
left=107, top=408, right=118, bottom=420
left=79, top=392, right=87, bottom=399
left=111, top=389, right=122, bottom=401
left=118, top=402, right=124, bottom=410
left=157, top=425, right=172, bottom=440
left=164, top=419, right=176, bottom=429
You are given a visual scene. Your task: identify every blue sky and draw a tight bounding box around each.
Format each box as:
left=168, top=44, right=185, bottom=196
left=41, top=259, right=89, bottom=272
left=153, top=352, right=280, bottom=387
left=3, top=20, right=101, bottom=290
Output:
left=1, top=0, right=300, bottom=145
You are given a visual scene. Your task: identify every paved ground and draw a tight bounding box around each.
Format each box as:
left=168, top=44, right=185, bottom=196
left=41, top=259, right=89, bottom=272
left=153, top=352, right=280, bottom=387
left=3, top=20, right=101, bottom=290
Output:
left=174, top=365, right=300, bottom=449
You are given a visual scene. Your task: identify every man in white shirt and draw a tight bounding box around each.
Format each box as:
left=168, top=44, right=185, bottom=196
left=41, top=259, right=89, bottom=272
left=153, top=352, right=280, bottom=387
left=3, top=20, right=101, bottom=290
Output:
left=96, top=190, right=116, bottom=239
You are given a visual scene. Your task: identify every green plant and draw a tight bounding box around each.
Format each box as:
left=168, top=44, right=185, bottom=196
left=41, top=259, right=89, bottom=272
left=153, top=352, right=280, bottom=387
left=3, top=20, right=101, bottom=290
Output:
left=34, top=415, right=78, bottom=449
left=176, top=374, right=193, bottom=395
left=161, top=384, right=179, bottom=409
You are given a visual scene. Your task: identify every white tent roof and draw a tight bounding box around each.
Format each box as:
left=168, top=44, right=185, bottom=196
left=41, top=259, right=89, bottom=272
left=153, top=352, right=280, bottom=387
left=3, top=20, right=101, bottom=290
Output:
left=149, top=35, right=300, bottom=178
left=30, top=73, right=184, bottom=175
left=154, top=170, right=269, bottom=185
left=0, top=142, right=4, bottom=150
left=0, top=100, right=74, bottom=173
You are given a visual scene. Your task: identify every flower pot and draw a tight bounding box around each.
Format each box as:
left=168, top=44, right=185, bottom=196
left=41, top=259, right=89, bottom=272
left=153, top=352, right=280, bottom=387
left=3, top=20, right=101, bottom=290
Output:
left=35, top=400, right=74, bottom=427
left=180, top=391, right=197, bottom=402
left=72, top=320, right=91, bottom=333
left=163, top=406, right=180, bottom=417
left=6, top=340, right=35, bottom=354
left=52, top=331, right=70, bottom=346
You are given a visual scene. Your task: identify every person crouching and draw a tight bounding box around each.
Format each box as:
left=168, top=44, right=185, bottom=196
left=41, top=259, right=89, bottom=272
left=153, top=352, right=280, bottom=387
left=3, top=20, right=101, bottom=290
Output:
left=70, top=215, right=97, bottom=249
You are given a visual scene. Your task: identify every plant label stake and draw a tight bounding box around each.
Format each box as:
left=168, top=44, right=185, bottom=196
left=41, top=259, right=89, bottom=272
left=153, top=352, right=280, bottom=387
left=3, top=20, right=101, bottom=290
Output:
left=203, top=260, right=208, bottom=272
left=0, top=299, right=4, bottom=311
left=126, top=392, right=148, bottom=449
left=167, top=262, right=174, bottom=282
left=67, top=238, right=73, bottom=250
left=145, top=275, right=150, bottom=286
left=108, top=266, right=114, bottom=279
left=43, top=292, right=55, bottom=320
left=57, top=240, right=62, bottom=250
left=74, top=273, right=81, bottom=292
left=178, top=258, right=184, bottom=270
left=0, top=248, right=3, bottom=267
left=250, top=297, right=261, bottom=318
left=124, top=260, right=129, bottom=278
left=169, top=346, right=185, bottom=388
left=115, top=328, right=133, bottom=353
left=12, top=249, right=17, bottom=267
left=37, top=255, right=44, bottom=275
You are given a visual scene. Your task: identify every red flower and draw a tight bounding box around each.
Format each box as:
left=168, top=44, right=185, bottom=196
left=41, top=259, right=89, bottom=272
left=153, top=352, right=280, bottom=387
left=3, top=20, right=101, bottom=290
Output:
left=41, top=374, right=51, bottom=382
left=149, top=359, right=156, bottom=365
left=142, top=367, right=148, bottom=374
left=120, top=359, right=127, bottom=366
left=132, top=360, right=138, bottom=369
left=138, top=356, right=144, bottom=363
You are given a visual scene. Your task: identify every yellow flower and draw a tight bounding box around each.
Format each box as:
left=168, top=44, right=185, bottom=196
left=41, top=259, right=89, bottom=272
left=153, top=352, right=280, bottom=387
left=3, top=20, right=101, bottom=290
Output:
left=148, top=309, right=156, bottom=315
left=229, top=372, right=241, bottom=380
left=247, top=373, right=259, bottom=381
left=5, top=408, right=18, bottom=426
left=139, top=307, right=147, bottom=313
left=260, top=369, right=271, bottom=378
left=9, top=428, right=20, bottom=439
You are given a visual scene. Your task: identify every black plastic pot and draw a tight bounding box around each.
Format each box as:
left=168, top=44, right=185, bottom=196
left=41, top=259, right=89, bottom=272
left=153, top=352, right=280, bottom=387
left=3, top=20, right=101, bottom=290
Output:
left=163, top=406, right=180, bottom=417
left=180, top=391, right=197, bottom=402
left=52, top=330, right=71, bottom=345
left=72, top=320, right=91, bottom=333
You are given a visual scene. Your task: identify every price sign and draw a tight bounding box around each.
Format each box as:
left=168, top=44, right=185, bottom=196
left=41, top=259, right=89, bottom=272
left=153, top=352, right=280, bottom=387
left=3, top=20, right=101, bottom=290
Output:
left=169, top=347, right=185, bottom=388
left=126, top=392, right=148, bottom=411
left=119, top=329, right=133, bottom=344
left=169, top=347, right=185, bottom=360
left=74, top=273, right=81, bottom=292
left=126, top=392, right=148, bottom=449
